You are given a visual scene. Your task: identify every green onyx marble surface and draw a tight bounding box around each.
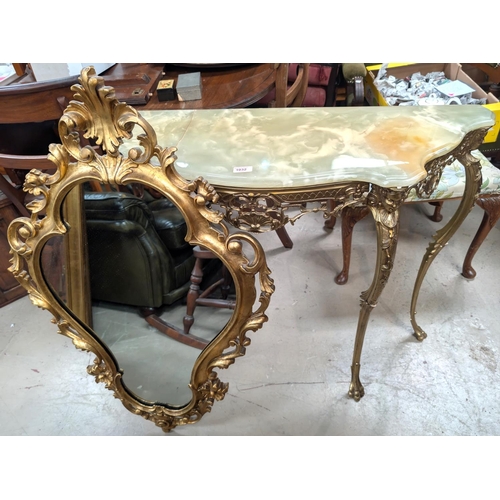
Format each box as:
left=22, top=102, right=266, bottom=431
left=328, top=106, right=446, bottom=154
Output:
left=130, top=106, right=495, bottom=189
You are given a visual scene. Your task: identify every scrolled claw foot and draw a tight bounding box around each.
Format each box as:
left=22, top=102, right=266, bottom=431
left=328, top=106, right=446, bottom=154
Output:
left=348, top=363, right=365, bottom=401
left=413, top=326, right=427, bottom=342
left=348, top=381, right=365, bottom=401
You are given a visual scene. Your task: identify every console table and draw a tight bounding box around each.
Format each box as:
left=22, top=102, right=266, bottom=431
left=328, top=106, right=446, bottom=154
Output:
left=134, top=105, right=494, bottom=400
left=8, top=68, right=495, bottom=431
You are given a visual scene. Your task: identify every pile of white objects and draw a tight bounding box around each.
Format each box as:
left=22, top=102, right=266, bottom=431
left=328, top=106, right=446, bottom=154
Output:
left=373, top=64, right=487, bottom=106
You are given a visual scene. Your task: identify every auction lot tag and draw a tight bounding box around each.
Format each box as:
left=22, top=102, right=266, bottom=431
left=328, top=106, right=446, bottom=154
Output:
left=233, top=166, right=253, bottom=173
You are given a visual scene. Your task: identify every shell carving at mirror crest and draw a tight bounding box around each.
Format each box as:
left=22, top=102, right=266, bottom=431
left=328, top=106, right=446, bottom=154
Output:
left=7, top=66, right=275, bottom=433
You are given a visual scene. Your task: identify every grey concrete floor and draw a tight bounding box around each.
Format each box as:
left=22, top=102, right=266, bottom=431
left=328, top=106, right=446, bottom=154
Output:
left=1, top=199, right=499, bottom=435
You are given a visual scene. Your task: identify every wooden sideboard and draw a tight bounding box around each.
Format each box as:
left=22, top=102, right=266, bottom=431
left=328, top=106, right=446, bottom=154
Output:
left=0, top=190, right=27, bottom=307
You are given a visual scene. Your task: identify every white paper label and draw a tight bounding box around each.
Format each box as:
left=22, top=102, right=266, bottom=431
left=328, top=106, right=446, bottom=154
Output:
left=233, top=166, right=253, bottom=173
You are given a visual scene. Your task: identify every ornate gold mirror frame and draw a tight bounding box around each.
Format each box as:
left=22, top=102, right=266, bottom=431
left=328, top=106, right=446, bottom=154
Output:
left=7, top=67, right=274, bottom=432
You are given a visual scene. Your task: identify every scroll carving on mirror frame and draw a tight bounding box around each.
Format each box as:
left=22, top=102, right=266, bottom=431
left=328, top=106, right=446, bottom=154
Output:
left=7, top=66, right=275, bottom=433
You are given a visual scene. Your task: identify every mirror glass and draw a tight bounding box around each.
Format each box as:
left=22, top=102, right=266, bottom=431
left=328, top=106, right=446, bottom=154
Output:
left=40, top=183, right=236, bottom=407
left=41, top=233, right=67, bottom=303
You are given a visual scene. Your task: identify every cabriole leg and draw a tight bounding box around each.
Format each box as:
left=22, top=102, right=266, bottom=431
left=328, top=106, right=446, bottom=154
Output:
left=462, top=195, right=500, bottom=279
left=410, top=149, right=484, bottom=341
left=349, top=188, right=405, bottom=400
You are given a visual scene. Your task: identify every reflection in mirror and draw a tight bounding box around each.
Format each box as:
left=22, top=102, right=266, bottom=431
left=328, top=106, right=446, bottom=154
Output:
left=40, top=233, right=67, bottom=305
left=41, top=182, right=236, bottom=407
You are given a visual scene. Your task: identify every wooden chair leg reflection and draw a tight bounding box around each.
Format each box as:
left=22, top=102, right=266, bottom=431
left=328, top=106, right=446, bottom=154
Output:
left=349, top=189, right=404, bottom=401
left=183, top=246, right=236, bottom=336
left=141, top=308, right=209, bottom=350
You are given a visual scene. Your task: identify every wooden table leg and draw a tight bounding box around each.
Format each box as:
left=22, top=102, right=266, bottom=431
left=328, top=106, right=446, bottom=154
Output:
left=349, top=187, right=405, bottom=400
left=462, top=195, right=500, bottom=280
left=335, top=205, right=369, bottom=285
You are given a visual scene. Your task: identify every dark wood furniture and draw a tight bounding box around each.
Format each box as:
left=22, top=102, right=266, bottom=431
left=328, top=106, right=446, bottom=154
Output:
left=0, top=72, right=71, bottom=308
left=3, top=63, right=166, bottom=106
left=0, top=72, right=69, bottom=216
left=0, top=63, right=281, bottom=310
left=0, top=64, right=279, bottom=209
left=143, top=63, right=277, bottom=110
left=0, top=69, right=103, bottom=319
left=0, top=191, right=27, bottom=306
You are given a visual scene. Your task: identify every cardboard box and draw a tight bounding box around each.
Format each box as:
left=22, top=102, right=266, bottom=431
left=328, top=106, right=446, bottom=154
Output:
left=365, top=63, right=500, bottom=143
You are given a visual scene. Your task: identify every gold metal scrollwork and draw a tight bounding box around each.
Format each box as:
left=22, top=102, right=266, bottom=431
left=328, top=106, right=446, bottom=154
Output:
left=348, top=185, right=409, bottom=401
left=215, top=183, right=370, bottom=233
left=410, top=127, right=490, bottom=341
left=413, top=128, right=488, bottom=200
left=7, top=66, right=275, bottom=433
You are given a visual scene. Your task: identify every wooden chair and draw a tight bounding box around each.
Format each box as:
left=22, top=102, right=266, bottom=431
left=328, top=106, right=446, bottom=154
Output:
left=270, top=64, right=310, bottom=249
left=273, top=63, right=310, bottom=108
left=259, top=63, right=363, bottom=108
left=0, top=78, right=73, bottom=216
left=333, top=150, right=500, bottom=284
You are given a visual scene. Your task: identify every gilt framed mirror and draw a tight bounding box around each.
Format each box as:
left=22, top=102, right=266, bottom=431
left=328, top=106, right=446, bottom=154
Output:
left=8, top=67, right=274, bottom=432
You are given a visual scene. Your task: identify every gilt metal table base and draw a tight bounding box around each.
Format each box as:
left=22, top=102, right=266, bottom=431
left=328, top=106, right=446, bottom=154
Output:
left=410, top=128, right=488, bottom=342
left=216, top=183, right=409, bottom=400
left=215, top=183, right=370, bottom=234
left=212, top=127, right=491, bottom=400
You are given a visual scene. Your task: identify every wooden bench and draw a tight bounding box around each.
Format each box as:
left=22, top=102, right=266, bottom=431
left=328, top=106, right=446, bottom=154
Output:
left=333, top=149, right=500, bottom=284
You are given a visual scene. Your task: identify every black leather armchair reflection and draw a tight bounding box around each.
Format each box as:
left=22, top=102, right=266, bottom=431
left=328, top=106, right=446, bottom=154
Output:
left=84, top=191, right=193, bottom=307
left=83, top=191, right=213, bottom=349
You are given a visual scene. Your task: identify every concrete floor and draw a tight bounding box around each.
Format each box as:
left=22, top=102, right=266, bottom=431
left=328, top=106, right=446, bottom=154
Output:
left=1, top=199, right=499, bottom=435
